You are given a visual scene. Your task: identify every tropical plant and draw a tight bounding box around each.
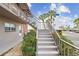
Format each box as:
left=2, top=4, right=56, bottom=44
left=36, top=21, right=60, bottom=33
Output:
left=39, top=10, right=56, bottom=28
left=64, top=25, right=71, bottom=30
left=21, top=30, right=36, bottom=56
left=39, top=10, right=56, bottom=22
left=74, top=18, right=79, bottom=29
left=47, top=10, right=56, bottom=21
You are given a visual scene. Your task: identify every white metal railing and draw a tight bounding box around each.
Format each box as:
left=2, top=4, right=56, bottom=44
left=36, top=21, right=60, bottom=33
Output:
left=37, top=22, right=45, bottom=29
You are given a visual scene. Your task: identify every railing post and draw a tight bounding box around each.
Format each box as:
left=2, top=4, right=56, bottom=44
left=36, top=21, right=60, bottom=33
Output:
left=72, top=48, right=74, bottom=56
left=67, top=48, right=70, bottom=56
left=63, top=42, right=65, bottom=56
left=59, top=40, right=61, bottom=55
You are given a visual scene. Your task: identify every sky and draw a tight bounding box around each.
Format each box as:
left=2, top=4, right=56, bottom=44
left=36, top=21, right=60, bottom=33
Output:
left=27, top=3, right=79, bottom=29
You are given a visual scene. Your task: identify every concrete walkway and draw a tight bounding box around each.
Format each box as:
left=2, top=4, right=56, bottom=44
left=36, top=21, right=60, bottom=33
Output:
left=63, top=31, right=79, bottom=47
left=0, top=32, right=23, bottom=55
left=4, top=43, right=22, bottom=56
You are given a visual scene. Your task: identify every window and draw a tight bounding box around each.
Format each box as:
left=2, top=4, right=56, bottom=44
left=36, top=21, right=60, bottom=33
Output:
left=4, top=23, right=16, bottom=32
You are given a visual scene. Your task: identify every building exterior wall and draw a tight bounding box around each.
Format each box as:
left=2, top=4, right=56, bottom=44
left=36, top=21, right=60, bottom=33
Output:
left=22, top=24, right=28, bottom=34
left=0, top=3, right=31, bottom=55
left=0, top=16, right=24, bottom=54
left=0, top=16, right=23, bottom=39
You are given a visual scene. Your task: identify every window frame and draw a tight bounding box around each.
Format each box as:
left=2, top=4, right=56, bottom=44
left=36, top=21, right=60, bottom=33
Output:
left=4, top=23, right=16, bottom=32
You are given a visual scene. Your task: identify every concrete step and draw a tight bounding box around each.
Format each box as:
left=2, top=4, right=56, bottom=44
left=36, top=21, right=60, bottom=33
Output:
left=38, top=37, right=54, bottom=40
left=37, top=47, right=57, bottom=51
left=38, top=40, right=55, bottom=43
left=38, top=41, right=55, bottom=44
left=38, top=45, right=57, bottom=49
left=38, top=34, right=51, bottom=35
left=38, top=30, right=49, bottom=32
left=37, top=41, right=55, bottom=44
left=37, top=45, right=57, bottom=51
left=38, top=33, right=50, bottom=35
left=37, top=41, right=55, bottom=46
left=38, top=31, right=50, bottom=34
left=37, top=51, right=59, bottom=56
left=38, top=35, right=52, bottom=38
left=38, top=39, right=53, bottom=41
left=38, top=38, right=53, bottom=40
left=38, top=34, right=52, bottom=36
left=38, top=39, right=54, bottom=41
left=37, top=42, right=55, bottom=46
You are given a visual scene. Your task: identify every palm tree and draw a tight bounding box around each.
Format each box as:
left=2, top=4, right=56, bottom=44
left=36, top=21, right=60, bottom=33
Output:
left=39, top=10, right=56, bottom=28
left=39, top=13, right=48, bottom=28
left=47, top=10, right=56, bottom=23
left=74, top=18, right=79, bottom=29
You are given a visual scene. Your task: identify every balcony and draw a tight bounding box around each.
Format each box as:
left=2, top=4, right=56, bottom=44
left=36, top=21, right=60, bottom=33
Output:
left=0, top=3, right=27, bottom=24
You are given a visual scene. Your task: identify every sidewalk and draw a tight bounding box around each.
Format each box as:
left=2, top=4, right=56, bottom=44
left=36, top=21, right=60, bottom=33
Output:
left=3, top=43, right=22, bottom=56
left=63, top=31, right=79, bottom=47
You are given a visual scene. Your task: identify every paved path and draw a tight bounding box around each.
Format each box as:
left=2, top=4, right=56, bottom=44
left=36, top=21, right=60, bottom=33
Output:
left=0, top=32, right=23, bottom=55
left=63, top=31, right=79, bottom=47
left=4, top=43, right=22, bottom=56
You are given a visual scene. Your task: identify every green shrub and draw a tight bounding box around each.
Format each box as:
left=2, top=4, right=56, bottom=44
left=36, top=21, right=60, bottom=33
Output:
left=21, top=30, right=36, bottom=56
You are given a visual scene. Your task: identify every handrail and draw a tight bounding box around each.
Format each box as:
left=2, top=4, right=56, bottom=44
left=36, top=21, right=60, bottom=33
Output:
left=26, top=14, right=79, bottom=55
left=32, top=16, right=41, bottom=23
left=55, top=29, right=79, bottom=50
left=26, top=16, right=41, bottom=29
left=46, top=19, right=79, bottom=56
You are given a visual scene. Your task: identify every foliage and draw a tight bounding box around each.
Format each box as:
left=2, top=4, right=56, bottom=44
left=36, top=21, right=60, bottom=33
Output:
left=74, top=18, right=79, bottom=29
left=21, top=30, right=36, bottom=56
left=39, top=10, right=56, bottom=22
left=48, top=10, right=56, bottom=19
left=65, top=25, right=70, bottom=30
left=39, top=13, right=48, bottom=22
left=39, top=10, right=56, bottom=28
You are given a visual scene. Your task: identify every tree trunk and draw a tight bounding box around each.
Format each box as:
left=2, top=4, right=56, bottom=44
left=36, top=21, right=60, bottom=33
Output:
left=43, top=20, right=46, bottom=29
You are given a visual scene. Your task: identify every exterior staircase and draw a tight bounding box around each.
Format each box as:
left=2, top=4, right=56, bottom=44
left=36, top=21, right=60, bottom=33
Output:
left=29, top=16, right=79, bottom=56
left=36, top=29, right=59, bottom=56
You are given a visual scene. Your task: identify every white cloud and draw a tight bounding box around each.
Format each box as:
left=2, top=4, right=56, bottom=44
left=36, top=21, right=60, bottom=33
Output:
left=74, top=14, right=78, bottom=18
left=50, top=4, right=70, bottom=14
left=54, top=16, right=73, bottom=29
left=55, top=16, right=70, bottom=25
left=58, top=5, right=70, bottom=13
left=27, top=3, right=32, bottom=9
left=37, top=11, right=42, bottom=16
left=50, top=3, right=56, bottom=10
